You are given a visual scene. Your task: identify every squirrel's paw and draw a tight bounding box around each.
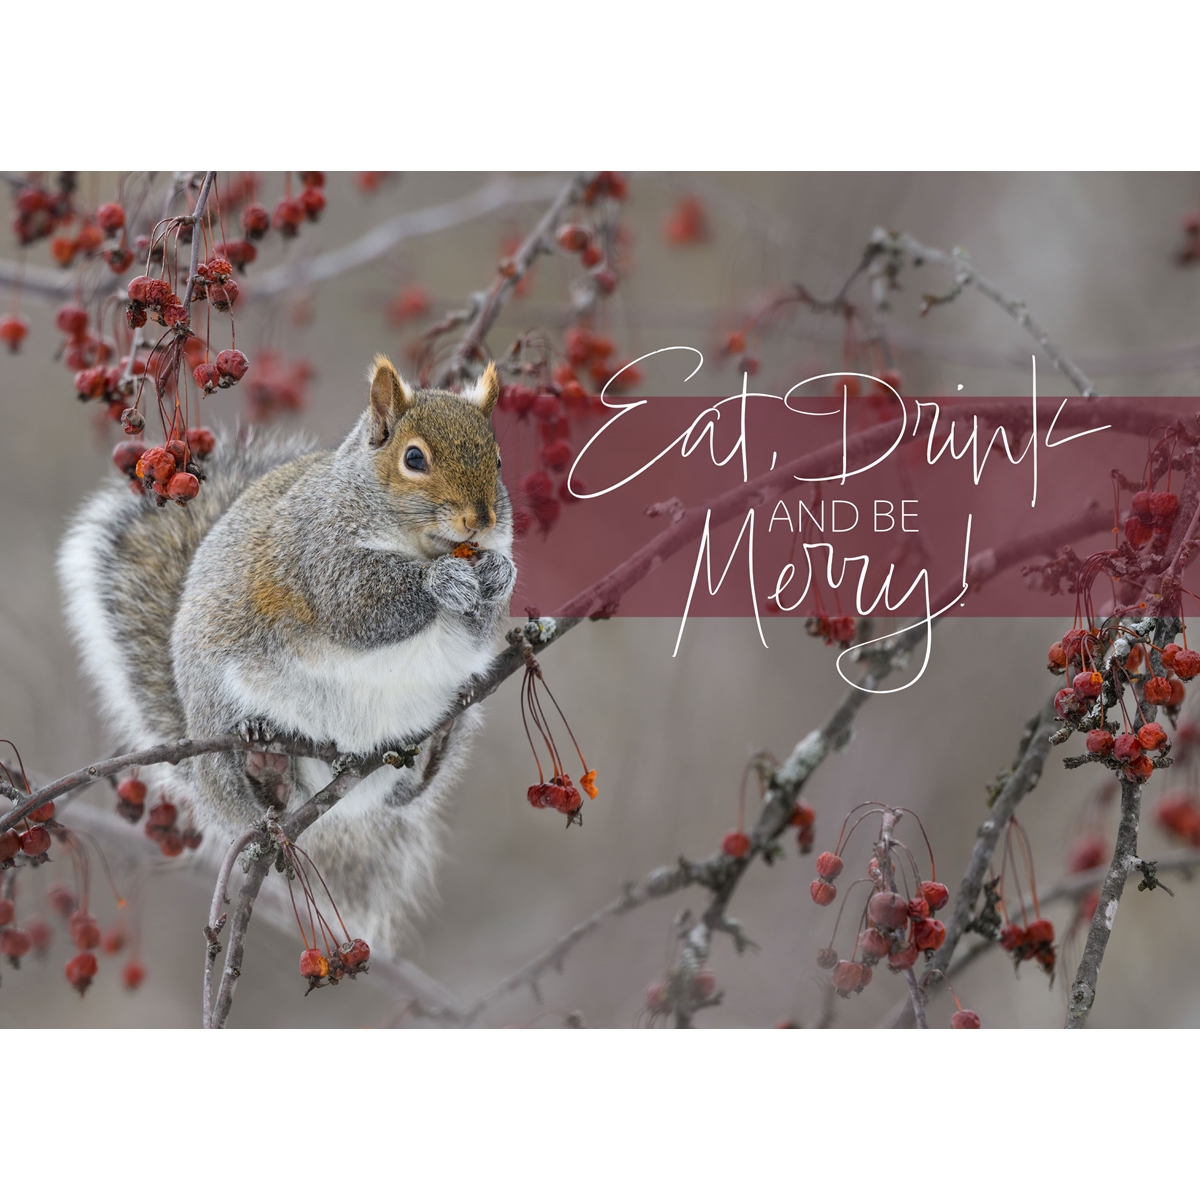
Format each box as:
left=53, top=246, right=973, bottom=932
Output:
left=472, top=549, right=517, bottom=602
left=238, top=716, right=280, bottom=745
left=245, top=749, right=292, bottom=807
left=422, top=555, right=482, bottom=615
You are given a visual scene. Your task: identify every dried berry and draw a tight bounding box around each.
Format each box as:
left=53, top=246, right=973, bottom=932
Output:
left=241, top=203, right=270, bottom=239
left=0, top=313, right=29, bottom=352
left=1, top=928, right=32, bottom=962
left=65, top=951, right=98, bottom=995
left=722, top=830, right=751, bottom=858
left=809, top=879, right=837, bottom=906
left=858, top=927, right=890, bottom=962
left=1072, top=670, right=1103, bottom=700
left=215, top=348, right=249, bottom=382
left=19, top=826, right=51, bottom=858
left=95, top=202, right=125, bottom=235
left=921, top=881, right=949, bottom=911
left=1112, top=732, right=1141, bottom=762
left=1144, top=676, right=1173, bottom=704
left=950, top=1009, right=981, bottom=1029
left=1085, top=728, right=1115, bottom=756
left=815, top=851, right=844, bottom=880
left=831, top=959, right=865, bottom=996
left=300, top=947, right=329, bottom=978
left=816, top=946, right=838, bottom=970
left=1174, top=649, right=1200, bottom=680
left=867, top=890, right=909, bottom=931
left=910, top=917, right=946, bottom=952
left=1137, top=721, right=1168, bottom=751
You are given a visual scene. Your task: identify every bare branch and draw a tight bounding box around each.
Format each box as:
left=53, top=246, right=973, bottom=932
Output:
left=869, top=229, right=1099, bottom=398
left=434, top=174, right=589, bottom=386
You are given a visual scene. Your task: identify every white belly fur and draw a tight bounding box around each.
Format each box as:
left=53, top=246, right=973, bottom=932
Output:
left=219, top=615, right=492, bottom=751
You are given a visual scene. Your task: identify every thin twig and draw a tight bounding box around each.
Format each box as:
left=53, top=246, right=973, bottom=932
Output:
left=868, top=229, right=1099, bottom=399
left=434, top=174, right=589, bottom=386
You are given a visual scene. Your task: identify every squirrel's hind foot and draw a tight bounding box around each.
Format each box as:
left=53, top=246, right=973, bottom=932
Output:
left=245, top=749, right=292, bottom=807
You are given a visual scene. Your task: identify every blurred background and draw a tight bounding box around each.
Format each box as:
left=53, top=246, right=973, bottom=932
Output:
left=3, top=171, right=1200, bottom=1028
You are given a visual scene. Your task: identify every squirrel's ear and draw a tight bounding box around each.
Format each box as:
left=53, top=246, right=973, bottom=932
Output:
left=368, top=354, right=413, bottom=446
left=463, top=361, right=500, bottom=417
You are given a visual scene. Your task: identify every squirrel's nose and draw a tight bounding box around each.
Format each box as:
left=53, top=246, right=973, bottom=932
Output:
left=460, top=504, right=496, bottom=534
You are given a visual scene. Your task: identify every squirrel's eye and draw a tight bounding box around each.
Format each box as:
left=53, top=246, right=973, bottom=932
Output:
left=403, top=445, right=428, bottom=473
left=496, top=455, right=502, bottom=470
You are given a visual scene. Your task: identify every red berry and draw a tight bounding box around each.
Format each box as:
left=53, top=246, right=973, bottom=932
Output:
left=147, top=800, right=177, bottom=831
left=867, top=890, right=909, bottom=931
left=816, top=947, right=838, bottom=970
left=815, top=851, right=844, bottom=880
left=1112, top=733, right=1141, bottom=762
left=887, top=942, right=919, bottom=971
left=1144, top=676, right=1173, bottom=704
left=1085, top=728, right=1115, bottom=756
left=48, top=885, right=77, bottom=919
left=1072, top=670, right=1103, bottom=700
left=29, top=800, right=54, bottom=822
left=159, top=830, right=184, bottom=857
left=95, top=202, right=125, bottom=235
left=19, top=826, right=51, bottom=858
left=208, top=279, right=239, bottom=312
left=101, top=925, right=126, bottom=955
left=167, top=473, right=200, bottom=505
left=136, top=446, right=176, bottom=484
left=193, top=363, right=221, bottom=393
left=0, top=898, right=14, bottom=925
left=1174, top=649, right=1200, bottom=680
left=299, top=947, right=329, bottom=978
left=810, top=879, right=837, bottom=906
left=65, top=951, right=98, bottom=995
left=907, top=895, right=931, bottom=919
left=1025, top=918, right=1054, bottom=946
left=1047, top=641, right=1067, bottom=669
left=274, top=198, right=305, bottom=237
left=122, top=960, right=146, bottom=989
left=541, top=439, right=574, bottom=472
left=215, top=348, right=249, bottom=382
left=921, top=881, right=949, bottom=912
left=69, top=911, right=101, bottom=951
left=188, top=427, right=216, bottom=457
left=0, top=829, right=20, bottom=861
left=722, top=830, right=751, bottom=858
left=831, top=959, right=865, bottom=996
left=1161, top=643, right=1181, bottom=668
left=858, top=927, right=890, bottom=962
left=299, top=187, right=326, bottom=220
left=1054, top=688, right=1083, bottom=719
left=215, top=239, right=257, bottom=268
left=1149, top=491, right=1179, bottom=528
left=241, top=203, right=270, bottom=239
left=789, top=803, right=815, bottom=830
left=0, top=313, right=29, bottom=352
left=950, top=1009, right=981, bottom=1029
left=1132, top=490, right=1153, bottom=521
left=116, top=777, right=147, bottom=806
left=556, top=223, right=590, bottom=252
left=828, top=615, right=857, bottom=644
left=1169, top=678, right=1186, bottom=706
left=341, top=938, right=370, bottom=969
left=1, top=928, right=32, bottom=961
left=55, top=304, right=88, bottom=337
left=26, top=918, right=52, bottom=954
left=1123, top=753, right=1155, bottom=783
left=910, top=917, right=946, bottom=952
left=1138, top=722, right=1168, bottom=751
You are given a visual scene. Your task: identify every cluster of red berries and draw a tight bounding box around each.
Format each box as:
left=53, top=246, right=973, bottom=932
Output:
left=9, top=174, right=75, bottom=245
left=555, top=221, right=617, bottom=292
left=299, top=937, right=371, bottom=991
left=111, top=426, right=215, bottom=507
left=271, top=172, right=327, bottom=238
left=809, top=804, right=948, bottom=1000
left=0, top=801, right=56, bottom=868
left=0, top=896, right=48, bottom=970
left=520, top=642, right=598, bottom=826
left=1049, top=624, right=1195, bottom=780
left=126, top=274, right=189, bottom=332
left=1124, top=488, right=1180, bottom=551
left=141, top=799, right=202, bottom=858
left=189, top=256, right=240, bottom=312
left=193, top=349, right=250, bottom=394
left=559, top=326, right=641, bottom=394
left=999, top=917, right=1056, bottom=976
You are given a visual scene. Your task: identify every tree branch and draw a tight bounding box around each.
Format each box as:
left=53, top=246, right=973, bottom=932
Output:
left=434, top=174, right=589, bottom=386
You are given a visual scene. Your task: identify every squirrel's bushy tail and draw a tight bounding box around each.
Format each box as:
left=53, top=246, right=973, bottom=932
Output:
left=59, top=425, right=316, bottom=752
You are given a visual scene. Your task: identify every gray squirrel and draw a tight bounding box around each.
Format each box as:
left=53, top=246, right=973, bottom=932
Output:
left=59, top=355, right=516, bottom=950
